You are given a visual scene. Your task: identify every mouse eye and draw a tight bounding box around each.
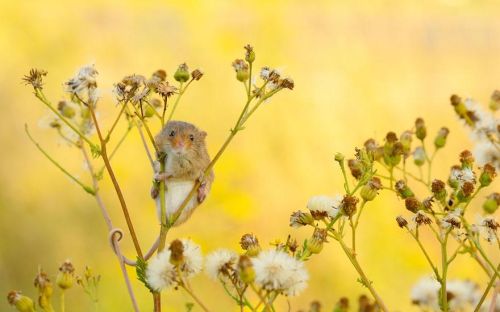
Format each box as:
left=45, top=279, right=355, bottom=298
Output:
left=189, top=134, right=195, bottom=141
left=169, top=130, right=175, bottom=137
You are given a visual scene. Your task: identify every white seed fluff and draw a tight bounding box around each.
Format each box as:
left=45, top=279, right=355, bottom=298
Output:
left=205, top=249, right=239, bottom=280
left=252, top=250, right=308, bottom=296
left=180, top=239, right=203, bottom=277
left=146, top=249, right=176, bottom=292
left=307, top=195, right=343, bottom=218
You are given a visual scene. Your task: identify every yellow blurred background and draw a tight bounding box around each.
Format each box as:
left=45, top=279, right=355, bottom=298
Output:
left=1, top=0, right=499, bottom=311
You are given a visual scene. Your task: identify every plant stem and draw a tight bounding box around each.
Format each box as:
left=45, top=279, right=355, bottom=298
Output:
left=335, top=233, right=389, bottom=312
left=105, top=101, right=129, bottom=141
left=474, top=266, right=499, bottom=312
left=25, top=125, right=95, bottom=195
left=81, top=146, right=140, bottom=312
left=339, top=159, right=351, bottom=194
left=440, top=231, right=450, bottom=312
left=60, top=291, right=65, bottom=312
left=87, top=101, right=144, bottom=259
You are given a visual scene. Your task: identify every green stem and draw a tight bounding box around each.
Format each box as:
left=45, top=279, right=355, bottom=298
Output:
left=335, top=232, right=389, bottom=312
left=440, top=231, right=450, bottom=312
left=60, top=290, right=65, bottom=312
left=339, top=160, right=351, bottom=194
left=25, top=124, right=95, bottom=195
left=35, top=89, right=97, bottom=149
left=474, top=266, right=499, bottom=312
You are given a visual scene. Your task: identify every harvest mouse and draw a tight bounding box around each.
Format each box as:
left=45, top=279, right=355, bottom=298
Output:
left=151, top=121, right=214, bottom=226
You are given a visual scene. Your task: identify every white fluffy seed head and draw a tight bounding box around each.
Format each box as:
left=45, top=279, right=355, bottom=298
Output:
left=307, top=195, right=342, bottom=218
left=146, top=249, right=176, bottom=292
left=252, top=250, right=308, bottom=296
left=179, top=239, right=203, bottom=277
left=205, top=249, right=239, bottom=280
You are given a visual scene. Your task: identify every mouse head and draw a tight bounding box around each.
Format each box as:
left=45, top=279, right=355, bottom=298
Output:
left=155, top=121, right=207, bottom=157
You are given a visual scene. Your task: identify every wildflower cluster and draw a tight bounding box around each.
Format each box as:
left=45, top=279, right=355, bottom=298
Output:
left=7, top=260, right=100, bottom=312
left=18, top=45, right=294, bottom=312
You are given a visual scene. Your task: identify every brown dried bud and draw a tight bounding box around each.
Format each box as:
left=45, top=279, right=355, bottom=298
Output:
left=414, top=211, right=432, bottom=226
left=287, top=238, right=299, bottom=253
left=360, top=177, right=382, bottom=201
left=337, top=297, right=349, bottom=310
left=152, top=69, right=167, bottom=81
left=240, top=233, right=261, bottom=256
left=308, top=228, right=328, bottom=254
left=461, top=181, right=475, bottom=197
left=156, top=81, right=177, bottom=98
left=396, top=216, right=408, bottom=228
left=405, top=197, right=421, bottom=213
left=386, top=132, right=398, bottom=143
left=169, top=239, right=184, bottom=265
left=483, top=218, right=499, bottom=231
left=279, top=78, right=294, bottom=90
left=434, top=127, right=450, bottom=149
left=422, top=197, right=434, bottom=210
left=348, top=159, right=363, bottom=180
left=479, top=163, right=497, bottom=187
left=191, top=69, right=203, bottom=81
left=431, top=179, right=447, bottom=202
left=244, top=44, right=255, bottom=63
left=341, top=195, right=359, bottom=217
left=290, top=211, right=314, bottom=227
left=450, top=94, right=462, bottom=106
left=459, top=150, right=474, bottom=168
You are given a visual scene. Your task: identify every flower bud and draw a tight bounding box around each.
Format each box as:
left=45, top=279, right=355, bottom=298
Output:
left=7, top=291, right=35, bottom=312
left=34, top=270, right=53, bottom=311
left=174, top=63, right=190, bottom=83
left=400, top=130, right=413, bottom=154
left=334, top=152, right=345, bottom=162
left=335, top=297, right=349, bottom=312
left=364, top=139, right=382, bottom=161
left=396, top=216, right=408, bottom=228
left=490, top=90, right=500, bottom=111
left=232, top=59, right=249, bottom=82
left=415, top=118, right=426, bottom=140
left=448, top=165, right=461, bottom=189
left=240, top=233, right=261, bottom=257
left=405, top=197, right=422, bottom=213
left=348, top=159, right=363, bottom=179
left=383, top=132, right=402, bottom=166
left=457, top=181, right=475, bottom=202
left=479, top=163, right=496, bottom=187
left=340, top=195, right=359, bottom=217
left=191, top=69, right=204, bottom=81
left=360, top=177, right=382, bottom=201
left=56, top=260, right=75, bottom=290
left=459, top=150, right=474, bottom=169
left=244, top=44, right=255, bottom=63
left=434, top=127, right=449, bottom=149
left=144, top=105, right=156, bottom=118
left=238, top=255, right=255, bottom=283
left=307, top=228, right=327, bottom=254
left=289, top=211, right=314, bottom=228
left=414, top=211, right=433, bottom=226
left=413, top=147, right=426, bottom=166
left=431, top=179, right=447, bottom=202
left=169, top=239, right=185, bottom=266
left=483, top=193, right=500, bottom=214
left=395, top=180, right=414, bottom=199
left=57, top=101, right=76, bottom=119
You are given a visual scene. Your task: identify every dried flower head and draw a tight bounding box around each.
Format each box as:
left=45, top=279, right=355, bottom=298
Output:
left=232, top=59, right=249, bottom=82
left=56, top=259, right=75, bottom=290
left=240, top=233, right=261, bottom=256
left=23, top=69, right=48, bottom=90
left=413, top=211, right=432, bottom=226
left=279, top=78, right=294, bottom=90
left=441, top=209, right=462, bottom=230
left=415, top=118, right=427, bottom=140
left=174, top=63, right=190, bottom=83
left=290, top=210, right=315, bottom=227
left=396, top=215, right=408, bottom=228
left=360, top=177, right=382, bottom=201
left=7, top=291, right=35, bottom=312
left=177, top=239, right=203, bottom=277
left=405, top=197, right=422, bottom=213
left=479, top=163, right=497, bottom=186
left=308, top=228, right=328, bottom=254
left=307, top=195, right=343, bottom=219
left=341, top=195, right=359, bottom=217
left=252, top=250, right=309, bottom=296
left=205, top=249, right=239, bottom=280
left=65, top=65, right=98, bottom=95
left=156, top=81, right=178, bottom=99
left=244, top=44, right=255, bottom=63
left=191, top=69, right=204, bottom=81
left=459, top=150, right=474, bottom=168
left=114, top=74, right=145, bottom=101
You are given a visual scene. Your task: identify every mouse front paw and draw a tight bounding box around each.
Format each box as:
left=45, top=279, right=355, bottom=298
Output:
left=197, top=182, right=208, bottom=203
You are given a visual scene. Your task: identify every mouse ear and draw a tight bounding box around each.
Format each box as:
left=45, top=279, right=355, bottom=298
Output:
left=199, top=131, right=207, bottom=138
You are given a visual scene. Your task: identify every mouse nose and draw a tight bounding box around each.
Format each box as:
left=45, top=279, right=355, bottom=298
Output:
left=176, top=140, right=185, bottom=149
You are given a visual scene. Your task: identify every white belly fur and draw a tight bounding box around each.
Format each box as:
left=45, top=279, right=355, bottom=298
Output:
left=155, top=180, right=198, bottom=225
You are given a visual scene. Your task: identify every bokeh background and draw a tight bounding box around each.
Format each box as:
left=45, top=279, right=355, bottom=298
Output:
left=1, top=0, right=499, bottom=311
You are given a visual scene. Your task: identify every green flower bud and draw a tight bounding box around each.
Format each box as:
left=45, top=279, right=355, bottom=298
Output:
left=238, top=255, right=255, bottom=283
left=395, top=180, right=414, bottom=199
left=479, top=163, right=496, bottom=187
left=383, top=132, right=403, bottom=166
left=360, top=177, right=382, bottom=201
left=400, top=130, right=413, bottom=154
left=415, top=118, right=426, bottom=140
left=7, top=291, right=35, bottom=312
left=289, top=211, right=314, bottom=228
left=413, top=147, right=426, bottom=166
left=307, top=228, right=327, bottom=254
left=56, top=260, right=75, bottom=290
left=483, top=193, right=500, bottom=214
left=434, top=127, right=449, bottom=149
left=144, top=105, right=155, bottom=118
left=34, top=270, right=53, bottom=311
left=173, top=63, right=190, bottom=83
left=459, top=150, right=474, bottom=169
left=232, top=59, right=249, bottom=82
left=244, top=44, right=255, bottom=63
left=334, top=152, right=345, bottom=162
